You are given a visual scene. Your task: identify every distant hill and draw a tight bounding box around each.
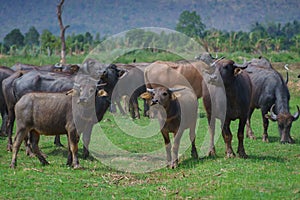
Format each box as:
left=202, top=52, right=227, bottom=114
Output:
left=0, top=0, right=299, bottom=40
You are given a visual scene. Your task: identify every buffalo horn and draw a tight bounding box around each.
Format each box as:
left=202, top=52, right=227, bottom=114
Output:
left=169, top=87, right=185, bottom=92
left=210, top=56, right=225, bottom=67
left=74, top=83, right=81, bottom=88
left=146, top=88, right=154, bottom=93
left=293, top=105, right=300, bottom=121
left=269, top=104, right=278, bottom=121
left=97, top=83, right=107, bottom=87
left=234, top=59, right=248, bottom=69
left=284, top=64, right=289, bottom=84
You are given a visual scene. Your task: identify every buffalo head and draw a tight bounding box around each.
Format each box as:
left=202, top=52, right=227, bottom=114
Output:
left=266, top=105, right=300, bottom=144
left=140, top=87, right=184, bottom=118
left=206, top=58, right=247, bottom=86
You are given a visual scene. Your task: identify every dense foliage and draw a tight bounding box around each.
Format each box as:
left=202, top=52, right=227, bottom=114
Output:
left=1, top=10, right=299, bottom=58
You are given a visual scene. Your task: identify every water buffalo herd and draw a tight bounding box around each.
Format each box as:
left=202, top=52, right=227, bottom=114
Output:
left=0, top=53, right=299, bottom=169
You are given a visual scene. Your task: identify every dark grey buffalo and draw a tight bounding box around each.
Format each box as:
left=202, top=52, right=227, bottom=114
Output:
left=2, top=70, right=75, bottom=152
left=0, top=66, right=15, bottom=136
left=203, top=58, right=252, bottom=158
left=141, top=85, right=198, bottom=168
left=10, top=92, right=80, bottom=169
left=245, top=57, right=299, bottom=143
left=112, top=63, right=147, bottom=119
left=11, top=62, right=80, bottom=74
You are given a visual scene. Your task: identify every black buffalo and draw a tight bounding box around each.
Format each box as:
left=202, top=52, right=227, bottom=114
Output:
left=245, top=57, right=299, bottom=143
left=0, top=66, right=15, bottom=136
left=203, top=58, right=252, bottom=158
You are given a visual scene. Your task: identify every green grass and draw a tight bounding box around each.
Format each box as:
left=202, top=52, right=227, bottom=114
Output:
left=0, top=54, right=300, bottom=199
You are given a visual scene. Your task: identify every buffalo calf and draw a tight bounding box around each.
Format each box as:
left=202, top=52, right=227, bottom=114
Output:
left=141, top=85, right=198, bottom=168
left=10, top=92, right=80, bottom=168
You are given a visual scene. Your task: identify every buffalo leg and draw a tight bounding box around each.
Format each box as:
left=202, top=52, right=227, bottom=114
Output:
left=68, top=130, right=80, bottom=168
left=0, top=112, right=8, bottom=136
left=189, top=127, right=198, bottom=159
left=172, top=130, right=184, bottom=168
left=54, top=135, right=64, bottom=147
left=208, top=117, right=216, bottom=156
left=143, top=99, right=149, bottom=117
left=261, top=110, right=269, bottom=142
left=82, top=126, right=92, bottom=159
left=130, top=97, right=140, bottom=119
left=6, top=109, right=15, bottom=151
left=246, top=108, right=256, bottom=140
left=10, top=127, right=28, bottom=168
left=237, top=118, right=248, bottom=158
left=24, top=134, right=34, bottom=157
left=116, top=99, right=126, bottom=115
left=161, top=130, right=171, bottom=168
left=30, top=131, right=49, bottom=166
left=222, top=121, right=235, bottom=158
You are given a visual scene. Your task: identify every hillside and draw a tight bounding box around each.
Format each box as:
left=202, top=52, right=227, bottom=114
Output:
left=0, top=0, right=299, bottom=40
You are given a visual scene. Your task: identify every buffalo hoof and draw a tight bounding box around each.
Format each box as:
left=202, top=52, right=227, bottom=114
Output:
left=40, top=159, right=49, bottom=166
left=281, top=138, right=295, bottom=144
left=246, top=132, right=256, bottom=140
left=226, top=151, right=236, bottom=158
left=73, top=164, right=82, bottom=169
left=208, top=150, right=216, bottom=157
left=7, top=144, right=12, bottom=152
left=10, top=163, right=16, bottom=169
left=262, top=134, right=269, bottom=143
left=171, top=160, right=179, bottom=169
left=191, top=150, right=198, bottom=159
left=237, top=151, right=248, bottom=159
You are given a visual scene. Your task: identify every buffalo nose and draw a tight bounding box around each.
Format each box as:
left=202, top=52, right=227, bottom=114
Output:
left=152, top=99, right=158, bottom=104
left=210, top=74, right=218, bottom=80
left=77, top=97, right=88, bottom=104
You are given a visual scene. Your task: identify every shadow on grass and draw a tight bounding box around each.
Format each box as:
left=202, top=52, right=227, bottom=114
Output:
left=250, top=135, right=300, bottom=145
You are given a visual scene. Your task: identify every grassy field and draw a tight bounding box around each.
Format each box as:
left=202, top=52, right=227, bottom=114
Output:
left=0, top=53, right=300, bottom=199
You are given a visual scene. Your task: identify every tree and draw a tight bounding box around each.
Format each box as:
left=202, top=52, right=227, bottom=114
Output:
left=40, top=29, right=57, bottom=56
left=3, top=29, right=24, bottom=49
left=57, top=0, right=70, bottom=64
left=175, top=10, right=206, bottom=38
left=24, top=26, right=40, bottom=47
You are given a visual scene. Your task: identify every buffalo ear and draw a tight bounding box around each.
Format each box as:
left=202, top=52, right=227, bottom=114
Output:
left=171, top=93, right=181, bottom=100
left=71, top=65, right=80, bottom=73
left=97, top=89, right=108, bottom=97
left=140, top=92, right=152, bottom=100
left=66, top=89, right=76, bottom=96
left=234, top=68, right=242, bottom=76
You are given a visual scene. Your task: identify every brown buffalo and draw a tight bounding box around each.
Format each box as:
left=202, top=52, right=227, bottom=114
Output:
left=144, top=59, right=210, bottom=99
left=141, top=85, right=198, bottom=168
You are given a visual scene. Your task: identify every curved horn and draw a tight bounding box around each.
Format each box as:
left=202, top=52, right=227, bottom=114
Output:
left=293, top=105, right=300, bottom=121
left=210, top=56, right=225, bottom=67
left=74, top=83, right=81, bottom=88
left=97, top=83, right=107, bottom=87
left=169, top=87, right=185, bottom=92
left=284, top=64, right=289, bottom=84
left=269, top=104, right=278, bottom=121
left=234, top=59, right=248, bottom=69
left=146, top=88, right=154, bottom=93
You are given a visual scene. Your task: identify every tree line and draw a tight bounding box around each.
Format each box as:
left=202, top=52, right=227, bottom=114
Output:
left=1, top=10, right=300, bottom=57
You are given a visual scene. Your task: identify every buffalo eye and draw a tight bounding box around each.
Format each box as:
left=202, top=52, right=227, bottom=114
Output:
left=89, top=88, right=95, bottom=94
left=162, top=92, right=168, bottom=96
